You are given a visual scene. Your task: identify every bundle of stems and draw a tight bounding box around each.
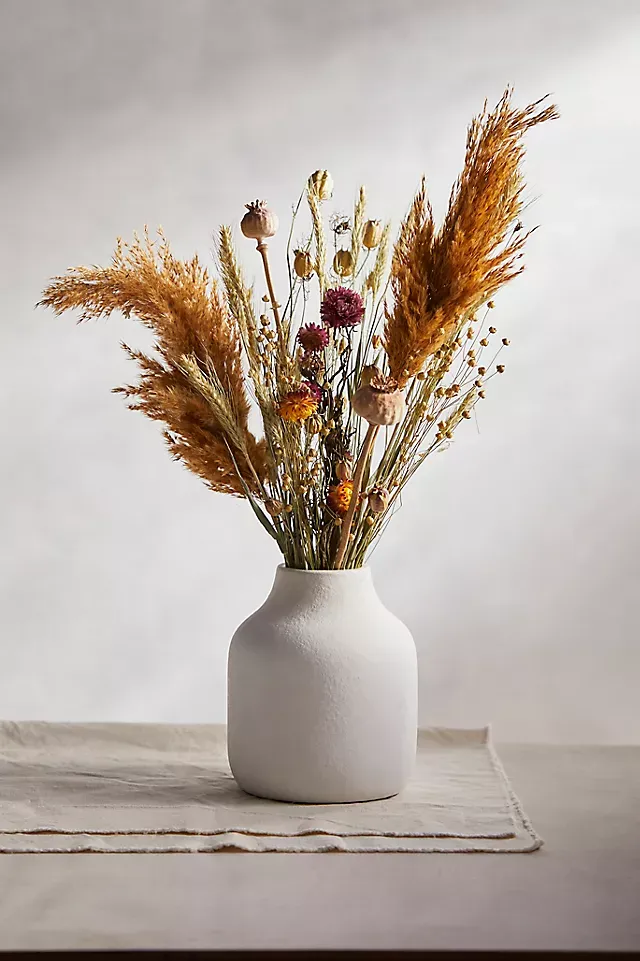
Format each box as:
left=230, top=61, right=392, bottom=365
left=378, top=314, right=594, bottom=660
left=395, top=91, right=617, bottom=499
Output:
left=39, top=89, right=557, bottom=569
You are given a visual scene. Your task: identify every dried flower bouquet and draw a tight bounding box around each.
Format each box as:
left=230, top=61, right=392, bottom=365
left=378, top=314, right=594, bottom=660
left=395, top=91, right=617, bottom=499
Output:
left=40, top=90, right=557, bottom=570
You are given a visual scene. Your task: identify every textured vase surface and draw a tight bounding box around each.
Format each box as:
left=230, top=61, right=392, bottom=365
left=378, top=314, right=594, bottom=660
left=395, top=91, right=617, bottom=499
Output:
left=227, top=565, right=418, bottom=803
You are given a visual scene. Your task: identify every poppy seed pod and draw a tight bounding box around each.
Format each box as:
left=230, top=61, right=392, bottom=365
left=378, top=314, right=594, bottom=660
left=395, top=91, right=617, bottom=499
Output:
left=351, top=384, right=406, bottom=426
left=293, top=249, right=314, bottom=280
left=333, top=249, right=354, bottom=277
left=362, top=219, right=383, bottom=249
left=241, top=200, right=278, bottom=241
left=308, top=169, right=333, bottom=201
left=368, top=488, right=389, bottom=513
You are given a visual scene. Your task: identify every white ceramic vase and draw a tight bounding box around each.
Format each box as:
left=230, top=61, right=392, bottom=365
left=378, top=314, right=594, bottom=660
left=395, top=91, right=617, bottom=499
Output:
left=227, top=565, right=418, bottom=803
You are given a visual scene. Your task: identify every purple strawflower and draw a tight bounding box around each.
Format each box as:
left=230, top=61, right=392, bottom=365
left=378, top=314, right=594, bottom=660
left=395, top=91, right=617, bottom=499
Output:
left=297, top=323, right=329, bottom=351
left=320, top=286, right=364, bottom=329
left=302, top=380, right=323, bottom=403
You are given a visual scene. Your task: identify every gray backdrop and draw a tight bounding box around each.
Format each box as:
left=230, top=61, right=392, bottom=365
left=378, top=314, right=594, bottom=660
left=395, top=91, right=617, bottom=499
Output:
left=1, top=0, right=638, bottom=742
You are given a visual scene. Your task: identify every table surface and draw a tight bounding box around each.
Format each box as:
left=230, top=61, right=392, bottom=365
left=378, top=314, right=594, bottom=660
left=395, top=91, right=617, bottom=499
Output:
left=0, top=743, right=639, bottom=952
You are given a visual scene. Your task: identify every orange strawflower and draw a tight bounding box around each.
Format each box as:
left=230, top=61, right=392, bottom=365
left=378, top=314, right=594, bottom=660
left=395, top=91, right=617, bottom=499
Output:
left=277, top=387, right=318, bottom=422
left=327, top=480, right=354, bottom=515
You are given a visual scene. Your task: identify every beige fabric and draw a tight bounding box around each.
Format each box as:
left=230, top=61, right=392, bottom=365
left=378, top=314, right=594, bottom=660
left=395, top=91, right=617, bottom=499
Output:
left=0, top=722, right=541, bottom=853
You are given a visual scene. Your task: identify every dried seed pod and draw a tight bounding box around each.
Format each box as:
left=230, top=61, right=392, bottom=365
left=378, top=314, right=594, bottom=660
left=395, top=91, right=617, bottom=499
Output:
left=293, top=249, right=314, bottom=280
left=362, top=219, right=383, bottom=249
left=368, top=488, right=389, bottom=513
left=300, top=352, right=324, bottom=380
left=333, top=249, right=354, bottom=277
left=264, top=498, right=284, bottom=517
left=308, top=169, right=333, bottom=200
left=351, top=385, right=406, bottom=425
left=241, top=200, right=278, bottom=241
left=335, top=460, right=352, bottom=482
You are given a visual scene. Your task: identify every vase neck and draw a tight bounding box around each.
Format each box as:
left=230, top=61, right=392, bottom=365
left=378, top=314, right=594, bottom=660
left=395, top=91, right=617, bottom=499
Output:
left=268, top=565, right=376, bottom=608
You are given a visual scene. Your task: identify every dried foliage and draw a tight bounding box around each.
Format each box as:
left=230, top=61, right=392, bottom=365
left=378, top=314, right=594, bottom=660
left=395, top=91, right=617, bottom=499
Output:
left=39, top=231, right=267, bottom=495
left=40, top=89, right=557, bottom=568
left=384, top=90, right=558, bottom=385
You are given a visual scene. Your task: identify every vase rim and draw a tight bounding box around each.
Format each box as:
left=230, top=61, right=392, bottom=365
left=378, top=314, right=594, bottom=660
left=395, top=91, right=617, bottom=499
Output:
left=276, top=564, right=371, bottom=576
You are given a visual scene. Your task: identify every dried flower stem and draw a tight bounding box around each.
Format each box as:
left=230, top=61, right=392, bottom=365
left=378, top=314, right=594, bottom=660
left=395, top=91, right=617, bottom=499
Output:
left=257, top=241, right=282, bottom=329
left=333, top=423, right=379, bottom=569
left=40, top=90, right=556, bottom=570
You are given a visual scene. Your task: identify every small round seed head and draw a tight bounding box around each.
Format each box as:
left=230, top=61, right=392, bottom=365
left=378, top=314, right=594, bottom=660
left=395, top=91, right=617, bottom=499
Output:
left=496, top=364, right=505, bottom=373
left=241, top=200, right=278, bottom=241
left=351, top=384, right=406, bottom=426
left=502, top=338, right=510, bottom=346
left=489, top=326, right=497, bottom=334
left=362, top=219, right=383, bottom=249
left=335, top=460, right=352, bottom=482
left=333, top=249, right=354, bottom=277
left=293, top=249, right=314, bottom=280
left=367, top=488, right=389, bottom=513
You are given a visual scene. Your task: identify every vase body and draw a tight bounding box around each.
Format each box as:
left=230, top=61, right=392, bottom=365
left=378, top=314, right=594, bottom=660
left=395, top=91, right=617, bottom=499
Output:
left=227, top=565, right=417, bottom=803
